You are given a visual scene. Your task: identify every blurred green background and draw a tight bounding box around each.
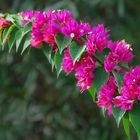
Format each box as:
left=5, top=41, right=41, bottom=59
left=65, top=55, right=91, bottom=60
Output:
left=0, top=0, right=140, bottom=140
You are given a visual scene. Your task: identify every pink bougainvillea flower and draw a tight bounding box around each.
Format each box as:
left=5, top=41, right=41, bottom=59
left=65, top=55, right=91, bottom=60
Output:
left=97, top=75, right=117, bottom=115
left=113, top=66, right=140, bottom=110
left=113, top=96, right=134, bottom=110
left=79, top=21, right=91, bottom=36
left=108, top=40, right=134, bottom=62
left=75, top=55, right=96, bottom=92
left=86, top=24, right=109, bottom=55
left=19, top=9, right=35, bottom=24
left=30, top=10, right=61, bottom=47
left=61, top=48, right=75, bottom=75
left=104, top=53, right=118, bottom=72
left=43, top=20, right=61, bottom=44
left=55, top=9, right=72, bottom=23
left=43, top=9, right=56, bottom=20
left=61, top=19, right=91, bottom=39
left=30, top=12, right=46, bottom=47
left=0, top=17, right=11, bottom=28
left=104, top=40, right=134, bottom=72
left=31, top=38, right=42, bottom=47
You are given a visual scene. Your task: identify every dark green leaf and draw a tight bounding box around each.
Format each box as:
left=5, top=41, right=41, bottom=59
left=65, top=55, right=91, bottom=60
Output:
left=54, top=51, right=64, bottom=77
left=51, top=53, right=55, bottom=71
left=92, top=67, right=108, bottom=92
left=112, top=107, right=126, bottom=127
left=23, top=22, right=32, bottom=34
left=42, top=43, right=55, bottom=71
left=70, top=41, right=86, bottom=63
left=15, top=29, right=23, bottom=52
left=130, top=104, right=140, bottom=139
left=56, top=33, right=72, bottom=54
left=21, top=35, right=31, bottom=55
left=123, top=113, right=130, bottom=139
left=113, top=71, right=124, bottom=92
left=88, top=86, right=96, bottom=102
left=8, top=29, right=18, bottom=52
left=43, top=43, right=52, bottom=63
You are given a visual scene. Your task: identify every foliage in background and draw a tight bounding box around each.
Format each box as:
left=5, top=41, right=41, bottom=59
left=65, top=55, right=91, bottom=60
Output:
left=0, top=0, right=140, bottom=140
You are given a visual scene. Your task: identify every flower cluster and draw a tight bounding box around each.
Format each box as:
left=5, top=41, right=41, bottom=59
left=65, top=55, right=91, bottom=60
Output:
left=97, top=75, right=118, bottom=115
left=21, top=9, right=94, bottom=91
left=114, top=66, right=140, bottom=110
left=104, top=40, right=133, bottom=72
left=75, top=55, right=96, bottom=92
left=62, top=49, right=96, bottom=92
left=86, top=24, right=109, bottom=55
left=2, top=9, right=139, bottom=113
left=62, top=47, right=74, bottom=75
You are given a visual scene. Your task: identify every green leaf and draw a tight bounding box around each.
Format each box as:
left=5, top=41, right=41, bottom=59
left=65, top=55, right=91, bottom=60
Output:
left=119, top=62, right=130, bottom=71
left=5, top=14, right=15, bottom=23
left=88, top=86, right=96, bottom=102
left=0, top=30, right=2, bottom=44
left=101, top=107, right=106, bottom=117
left=130, top=104, right=140, bottom=139
left=13, top=15, right=23, bottom=28
left=42, top=43, right=55, bottom=71
left=54, top=51, right=64, bottom=77
left=43, top=43, right=52, bottom=63
left=8, top=29, right=17, bottom=52
left=70, top=42, right=86, bottom=63
left=112, top=107, right=126, bottom=127
left=51, top=53, right=55, bottom=71
left=15, top=29, right=23, bottom=52
left=56, top=33, right=72, bottom=54
left=21, top=35, right=31, bottom=55
left=23, top=22, right=32, bottom=34
left=1, top=27, right=9, bottom=50
left=92, top=67, right=108, bottom=92
left=113, top=71, right=124, bottom=92
left=3, top=25, right=16, bottom=45
left=123, top=113, right=130, bottom=139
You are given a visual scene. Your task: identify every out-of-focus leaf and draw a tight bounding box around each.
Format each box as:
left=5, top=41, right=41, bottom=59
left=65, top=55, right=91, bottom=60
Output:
left=5, top=14, right=15, bottom=23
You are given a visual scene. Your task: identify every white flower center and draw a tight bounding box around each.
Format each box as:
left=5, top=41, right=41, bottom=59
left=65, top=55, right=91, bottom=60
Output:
left=70, top=33, right=75, bottom=38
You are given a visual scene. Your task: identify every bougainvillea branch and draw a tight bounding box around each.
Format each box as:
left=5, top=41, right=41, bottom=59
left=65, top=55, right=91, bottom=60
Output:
left=0, top=9, right=140, bottom=139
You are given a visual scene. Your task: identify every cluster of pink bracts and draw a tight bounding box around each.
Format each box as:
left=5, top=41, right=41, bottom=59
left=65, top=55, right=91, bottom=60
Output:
left=0, top=9, right=140, bottom=115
